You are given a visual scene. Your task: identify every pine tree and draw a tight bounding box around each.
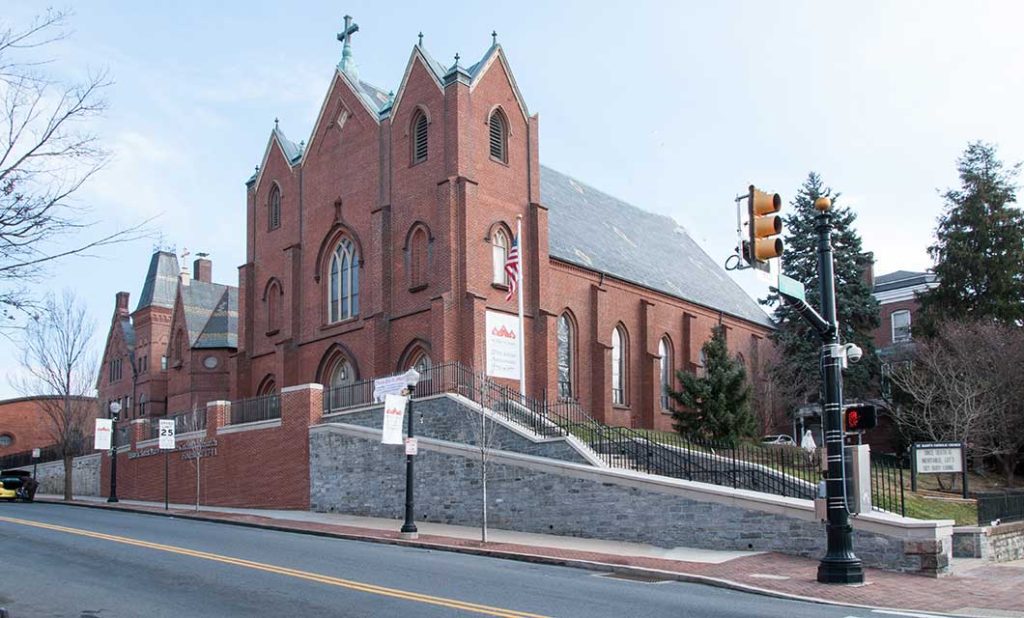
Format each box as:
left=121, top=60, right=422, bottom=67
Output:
left=669, top=326, right=756, bottom=446
left=766, top=172, right=880, bottom=403
left=917, top=142, right=1024, bottom=331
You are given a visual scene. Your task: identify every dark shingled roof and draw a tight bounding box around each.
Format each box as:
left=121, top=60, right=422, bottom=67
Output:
left=180, top=280, right=238, bottom=349
left=873, top=270, right=937, bottom=294
left=542, top=166, right=773, bottom=328
left=136, top=251, right=180, bottom=312
left=120, top=318, right=136, bottom=349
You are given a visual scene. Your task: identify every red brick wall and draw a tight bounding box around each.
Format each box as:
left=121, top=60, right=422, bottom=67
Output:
left=100, top=384, right=322, bottom=509
left=0, top=396, right=100, bottom=457
left=875, top=298, right=918, bottom=349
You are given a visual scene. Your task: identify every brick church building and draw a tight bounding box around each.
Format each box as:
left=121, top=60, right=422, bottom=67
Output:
left=99, top=21, right=772, bottom=432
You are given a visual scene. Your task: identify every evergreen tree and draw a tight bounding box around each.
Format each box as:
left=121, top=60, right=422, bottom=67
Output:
left=766, top=172, right=880, bottom=403
left=669, top=326, right=756, bottom=446
left=917, top=142, right=1024, bottom=332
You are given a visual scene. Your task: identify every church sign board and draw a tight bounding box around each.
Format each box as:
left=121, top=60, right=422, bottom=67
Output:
left=373, top=374, right=409, bottom=403
left=485, top=310, right=520, bottom=380
left=911, top=441, right=968, bottom=498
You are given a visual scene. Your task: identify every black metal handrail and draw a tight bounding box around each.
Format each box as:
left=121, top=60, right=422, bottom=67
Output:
left=229, top=394, right=281, bottom=425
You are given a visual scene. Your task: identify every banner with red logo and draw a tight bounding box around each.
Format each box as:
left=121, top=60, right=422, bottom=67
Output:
left=485, top=310, right=520, bottom=379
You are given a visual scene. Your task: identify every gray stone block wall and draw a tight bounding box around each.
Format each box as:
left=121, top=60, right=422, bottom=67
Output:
left=16, top=453, right=101, bottom=496
left=310, top=428, right=933, bottom=573
left=954, top=522, right=1024, bottom=562
left=323, top=396, right=590, bottom=464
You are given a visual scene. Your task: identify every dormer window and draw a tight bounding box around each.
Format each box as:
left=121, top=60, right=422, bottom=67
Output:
left=488, top=109, right=508, bottom=163
left=411, top=110, right=428, bottom=164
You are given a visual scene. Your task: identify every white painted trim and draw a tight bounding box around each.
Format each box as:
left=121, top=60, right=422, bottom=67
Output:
left=873, top=282, right=938, bottom=304
left=207, top=400, right=231, bottom=407
left=311, top=423, right=952, bottom=541
left=217, top=417, right=282, bottom=435
left=137, top=438, right=158, bottom=448
left=176, top=430, right=205, bottom=442
left=282, top=383, right=323, bottom=394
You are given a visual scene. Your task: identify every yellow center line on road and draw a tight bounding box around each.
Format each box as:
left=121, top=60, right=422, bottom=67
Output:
left=0, top=515, right=550, bottom=618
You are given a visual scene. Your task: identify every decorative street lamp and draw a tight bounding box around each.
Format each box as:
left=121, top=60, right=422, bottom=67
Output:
left=399, top=367, right=422, bottom=539
left=108, top=400, right=121, bottom=503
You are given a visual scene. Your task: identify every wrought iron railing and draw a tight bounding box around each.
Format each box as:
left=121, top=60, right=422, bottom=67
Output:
left=229, top=394, right=281, bottom=425
left=146, top=409, right=208, bottom=440
left=976, top=490, right=1024, bottom=524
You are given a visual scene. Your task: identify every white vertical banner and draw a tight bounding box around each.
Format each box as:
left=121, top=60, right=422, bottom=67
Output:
left=486, top=310, right=521, bottom=379
left=381, top=394, right=408, bottom=445
left=94, top=418, right=112, bottom=450
left=158, top=419, right=176, bottom=450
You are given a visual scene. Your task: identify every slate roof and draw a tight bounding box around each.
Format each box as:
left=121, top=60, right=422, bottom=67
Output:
left=136, top=251, right=180, bottom=312
left=873, top=270, right=937, bottom=294
left=180, top=280, right=238, bottom=349
left=120, top=317, right=136, bottom=349
left=541, top=166, right=773, bottom=328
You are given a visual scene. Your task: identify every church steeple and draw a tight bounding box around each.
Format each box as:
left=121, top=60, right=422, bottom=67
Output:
left=337, top=14, right=360, bottom=80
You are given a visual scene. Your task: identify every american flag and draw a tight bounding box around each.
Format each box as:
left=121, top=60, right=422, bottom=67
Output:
left=505, top=235, right=520, bottom=302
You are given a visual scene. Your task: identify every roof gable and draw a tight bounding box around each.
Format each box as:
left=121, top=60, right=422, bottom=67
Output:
left=541, top=166, right=772, bottom=328
left=178, top=280, right=239, bottom=349
left=135, top=251, right=179, bottom=312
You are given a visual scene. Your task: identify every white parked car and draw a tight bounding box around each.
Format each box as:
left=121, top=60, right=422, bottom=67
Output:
left=761, top=434, right=795, bottom=446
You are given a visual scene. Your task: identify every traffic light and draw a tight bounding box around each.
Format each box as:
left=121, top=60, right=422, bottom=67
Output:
left=744, top=185, right=783, bottom=271
left=844, top=404, right=877, bottom=432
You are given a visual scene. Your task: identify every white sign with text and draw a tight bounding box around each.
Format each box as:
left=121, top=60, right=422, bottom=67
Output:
left=94, top=418, right=112, bottom=450
left=158, top=419, right=176, bottom=450
left=381, top=394, right=408, bottom=445
left=485, top=310, right=520, bottom=380
left=405, top=437, right=418, bottom=456
left=373, top=375, right=409, bottom=403
left=915, top=443, right=963, bottom=474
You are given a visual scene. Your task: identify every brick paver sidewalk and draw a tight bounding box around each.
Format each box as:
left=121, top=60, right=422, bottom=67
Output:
left=45, top=499, right=1024, bottom=617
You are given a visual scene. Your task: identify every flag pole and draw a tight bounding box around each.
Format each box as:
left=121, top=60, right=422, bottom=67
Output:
left=516, top=214, right=526, bottom=397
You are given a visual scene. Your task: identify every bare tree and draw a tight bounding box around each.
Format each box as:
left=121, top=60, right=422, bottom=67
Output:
left=178, top=406, right=209, bottom=511
left=887, top=321, right=1024, bottom=485
left=749, top=343, right=791, bottom=437
left=1, top=10, right=148, bottom=329
left=459, top=373, right=501, bottom=543
left=12, top=290, right=97, bottom=499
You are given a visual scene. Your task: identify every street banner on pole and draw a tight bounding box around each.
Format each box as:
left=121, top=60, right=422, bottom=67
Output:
left=94, top=419, right=112, bottom=450
left=373, top=375, right=409, bottom=403
left=159, top=419, right=176, bottom=450
left=381, top=394, right=408, bottom=445
left=485, top=310, right=520, bottom=379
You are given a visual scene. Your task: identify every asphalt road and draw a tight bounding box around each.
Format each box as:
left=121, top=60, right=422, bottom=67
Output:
left=0, top=502, right=903, bottom=618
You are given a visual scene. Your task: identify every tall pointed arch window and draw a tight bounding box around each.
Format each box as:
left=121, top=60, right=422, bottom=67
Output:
left=268, top=185, right=281, bottom=231
left=328, top=238, right=359, bottom=323
left=411, top=109, right=428, bottom=164
left=324, top=355, right=357, bottom=411
left=557, top=313, right=575, bottom=399
left=266, top=280, right=282, bottom=334
left=611, top=325, right=628, bottom=405
left=488, top=109, right=508, bottom=163
left=409, top=226, right=429, bottom=290
left=492, top=227, right=509, bottom=285
left=659, top=337, right=673, bottom=410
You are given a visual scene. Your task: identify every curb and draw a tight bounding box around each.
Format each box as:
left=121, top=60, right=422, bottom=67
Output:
left=37, top=499, right=973, bottom=617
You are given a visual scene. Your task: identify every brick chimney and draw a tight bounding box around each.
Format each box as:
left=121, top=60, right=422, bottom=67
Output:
left=116, top=291, right=130, bottom=317
left=193, top=256, right=212, bottom=283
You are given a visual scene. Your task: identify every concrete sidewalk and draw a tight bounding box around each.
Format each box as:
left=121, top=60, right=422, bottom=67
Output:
left=35, top=495, right=1024, bottom=617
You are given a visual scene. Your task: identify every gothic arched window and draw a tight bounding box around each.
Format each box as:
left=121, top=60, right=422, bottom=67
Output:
left=324, top=355, right=357, bottom=411
left=268, top=184, right=281, bottom=231
left=659, top=336, right=673, bottom=410
left=266, top=280, right=282, bottom=333
left=411, top=109, right=428, bottom=164
left=492, top=227, right=509, bottom=285
left=612, top=325, right=628, bottom=405
left=489, top=109, right=508, bottom=163
left=409, top=226, right=428, bottom=290
left=328, top=238, right=359, bottom=323
left=557, top=313, right=575, bottom=399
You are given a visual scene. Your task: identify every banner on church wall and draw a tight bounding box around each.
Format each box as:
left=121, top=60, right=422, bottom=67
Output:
left=381, top=394, right=408, bottom=445
left=485, top=310, right=521, bottom=380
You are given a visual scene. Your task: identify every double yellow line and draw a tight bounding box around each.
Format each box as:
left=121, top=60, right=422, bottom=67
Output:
left=0, top=515, right=549, bottom=618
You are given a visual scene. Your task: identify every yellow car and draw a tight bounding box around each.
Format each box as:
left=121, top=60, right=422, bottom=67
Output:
left=0, top=470, right=38, bottom=502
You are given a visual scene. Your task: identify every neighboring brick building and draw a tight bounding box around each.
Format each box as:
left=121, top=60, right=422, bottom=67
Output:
left=871, top=270, right=939, bottom=360
left=98, top=22, right=772, bottom=431
left=0, top=396, right=98, bottom=458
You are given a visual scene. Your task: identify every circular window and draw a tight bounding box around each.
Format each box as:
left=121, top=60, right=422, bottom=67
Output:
left=203, top=356, right=218, bottom=369
left=0, top=434, right=13, bottom=448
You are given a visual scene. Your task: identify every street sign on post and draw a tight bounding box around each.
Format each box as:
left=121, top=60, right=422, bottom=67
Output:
left=158, top=419, right=176, bottom=450
left=31, top=448, right=41, bottom=458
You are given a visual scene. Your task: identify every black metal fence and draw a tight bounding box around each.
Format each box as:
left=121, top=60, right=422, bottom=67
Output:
left=871, top=452, right=906, bottom=517
left=976, top=490, right=1024, bottom=524
left=0, top=443, right=71, bottom=469
left=229, top=394, right=281, bottom=425
left=146, top=409, right=208, bottom=440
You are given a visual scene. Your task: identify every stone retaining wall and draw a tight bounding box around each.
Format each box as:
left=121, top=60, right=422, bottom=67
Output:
left=16, top=453, right=102, bottom=497
left=309, top=423, right=952, bottom=576
left=953, top=521, right=1024, bottom=562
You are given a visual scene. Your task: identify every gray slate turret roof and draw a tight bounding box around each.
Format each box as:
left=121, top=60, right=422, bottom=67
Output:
left=180, top=280, right=238, bottom=349
left=541, top=166, right=773, bottom=328
left=136, top=251, right=180, bottom=312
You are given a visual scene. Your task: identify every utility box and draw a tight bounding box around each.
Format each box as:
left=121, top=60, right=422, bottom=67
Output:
left=844, top=444, right=872, bottom=514
left=814, top=480, right=828, bottom=521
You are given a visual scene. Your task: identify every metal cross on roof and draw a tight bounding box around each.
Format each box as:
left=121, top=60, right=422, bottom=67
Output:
left=337, top=15, right=359, bottom=46
left=337, top=15, right=359, bottom=76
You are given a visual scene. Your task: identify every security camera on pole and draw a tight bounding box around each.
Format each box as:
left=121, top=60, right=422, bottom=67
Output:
left=736, top=189, right=865, bottom=585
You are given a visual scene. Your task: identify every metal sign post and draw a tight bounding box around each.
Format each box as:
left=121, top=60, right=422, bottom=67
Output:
left=159, top=419, right=176, bottom=510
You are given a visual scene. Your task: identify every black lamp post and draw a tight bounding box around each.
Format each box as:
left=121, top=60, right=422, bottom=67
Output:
left=108, top=400, right=121, bottom=503
left=399, top=368, right=422, bottom=539
left=812, top=197, right=864, bottom=584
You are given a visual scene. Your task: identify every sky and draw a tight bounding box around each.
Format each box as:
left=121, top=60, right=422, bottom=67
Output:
left=3, top=1, right=1024, bottom=398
